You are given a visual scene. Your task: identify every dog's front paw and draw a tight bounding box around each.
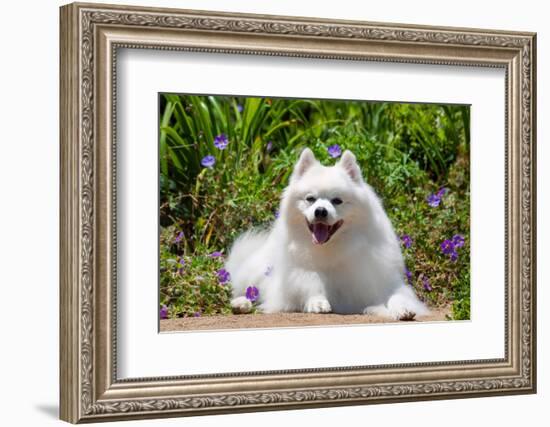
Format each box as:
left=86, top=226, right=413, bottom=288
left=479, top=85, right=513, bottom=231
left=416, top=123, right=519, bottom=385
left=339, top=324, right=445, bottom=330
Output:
left=231, top=296, right=253, bottom=314
left=304, top=296, right=332, bottom=313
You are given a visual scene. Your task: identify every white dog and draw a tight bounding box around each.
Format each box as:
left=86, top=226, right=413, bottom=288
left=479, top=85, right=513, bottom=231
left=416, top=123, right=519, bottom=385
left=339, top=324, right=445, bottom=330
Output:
left=225, top=148, right=428, bottom=321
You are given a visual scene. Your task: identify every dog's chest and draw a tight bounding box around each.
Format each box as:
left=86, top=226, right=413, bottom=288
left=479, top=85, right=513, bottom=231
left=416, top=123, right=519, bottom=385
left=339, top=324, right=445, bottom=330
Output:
left=320, top=269, right=365, bottom=308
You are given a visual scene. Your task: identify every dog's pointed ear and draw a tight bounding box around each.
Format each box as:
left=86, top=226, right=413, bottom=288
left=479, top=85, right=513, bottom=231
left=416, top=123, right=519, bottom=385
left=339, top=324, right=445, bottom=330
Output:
left=291, top=148, right=318, bottom=181
left=338, top=150, right=363, bottom=184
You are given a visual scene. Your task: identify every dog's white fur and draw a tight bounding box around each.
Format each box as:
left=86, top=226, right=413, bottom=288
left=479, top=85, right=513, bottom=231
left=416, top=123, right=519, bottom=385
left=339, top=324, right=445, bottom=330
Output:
left=225, top=148, right=428, bottom=320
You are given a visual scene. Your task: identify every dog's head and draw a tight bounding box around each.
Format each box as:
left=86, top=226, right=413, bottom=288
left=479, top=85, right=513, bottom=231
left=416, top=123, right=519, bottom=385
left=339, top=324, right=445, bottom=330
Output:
left=282, top=148, right=367, bottom=245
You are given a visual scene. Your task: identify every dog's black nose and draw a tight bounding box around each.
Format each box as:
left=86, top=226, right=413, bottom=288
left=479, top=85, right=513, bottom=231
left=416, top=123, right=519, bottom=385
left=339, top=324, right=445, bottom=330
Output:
left=314, top=207, right=328, bottom=219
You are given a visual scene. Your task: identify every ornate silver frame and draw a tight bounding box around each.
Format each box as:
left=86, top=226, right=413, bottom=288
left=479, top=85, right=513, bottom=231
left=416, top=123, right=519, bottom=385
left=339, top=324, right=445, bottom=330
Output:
left=60, top=2, right=536, bottom=423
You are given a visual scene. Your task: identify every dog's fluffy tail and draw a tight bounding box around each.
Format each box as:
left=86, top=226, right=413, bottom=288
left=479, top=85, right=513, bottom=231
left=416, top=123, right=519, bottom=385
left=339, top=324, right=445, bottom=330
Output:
left=364, top=284, right=429, bottom=320
left=225, top=229, right=270, bottom=298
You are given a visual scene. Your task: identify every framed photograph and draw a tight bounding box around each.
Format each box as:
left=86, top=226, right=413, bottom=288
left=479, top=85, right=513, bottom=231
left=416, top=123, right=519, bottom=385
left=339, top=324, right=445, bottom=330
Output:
left=60, top=2, right=537, bottom=423
left=157, top=92, right=470, bottom=332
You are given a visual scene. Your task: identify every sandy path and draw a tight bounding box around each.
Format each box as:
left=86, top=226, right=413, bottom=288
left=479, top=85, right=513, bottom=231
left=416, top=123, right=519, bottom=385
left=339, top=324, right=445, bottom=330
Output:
left=160, top=307, right=450, bottom=332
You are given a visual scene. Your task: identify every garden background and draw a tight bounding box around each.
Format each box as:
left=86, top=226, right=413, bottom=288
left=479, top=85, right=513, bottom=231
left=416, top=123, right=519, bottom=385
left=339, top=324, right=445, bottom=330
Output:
left=158, top=94, right=470, bottom=321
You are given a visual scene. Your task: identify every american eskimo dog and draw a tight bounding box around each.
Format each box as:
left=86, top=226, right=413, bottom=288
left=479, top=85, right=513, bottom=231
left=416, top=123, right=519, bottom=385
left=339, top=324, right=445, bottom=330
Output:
left=225, top=148, right=428, bottom=320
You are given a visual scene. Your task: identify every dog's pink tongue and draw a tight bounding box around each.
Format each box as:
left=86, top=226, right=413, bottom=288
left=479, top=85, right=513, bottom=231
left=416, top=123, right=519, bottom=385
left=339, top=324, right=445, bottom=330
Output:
left=312, top=223, right=330, bottom=244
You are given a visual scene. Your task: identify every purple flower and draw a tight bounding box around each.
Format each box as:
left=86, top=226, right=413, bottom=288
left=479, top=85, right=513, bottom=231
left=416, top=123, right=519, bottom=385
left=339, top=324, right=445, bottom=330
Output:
left=437, top=187, right=448, bottom=198
left=327, top=144, right=342, bottom=158
left=401, top=234, right=413, bottom=249
left=440, top=239, right=455, bottom=255
left=208, top=251, right=223, bottom=258
left=266, top=141, right=273, bottom=152
left=452, top=234, right=465, bottom=248
left=441, top=238, right=461, bottom=262
left=427, top=193, right=441, bottom=207
left=177, top=257, right=185, bottom=274
left=201, top=155, right=215, bottom=168
left=264, top=265, right=273, bottom=276
left=213, top=133, right=229, bottom=150
left=193, top=311, right=202, bottom=317
left=160, top=305, right=168, bottom=319
left=217, top=268, right=231, bottom=284
left=174, top=231, right=184, bottom=244
left=246, top=286, right=260, bottom=302
left=427, top=187, right=448, bottom=207
left=237, top=104, right=243, bottom=113
left=405, top=267, right=413, bottom=285
left=274, top=210, right=280, bottom=219
left=422, top=276, right=433, bottom=292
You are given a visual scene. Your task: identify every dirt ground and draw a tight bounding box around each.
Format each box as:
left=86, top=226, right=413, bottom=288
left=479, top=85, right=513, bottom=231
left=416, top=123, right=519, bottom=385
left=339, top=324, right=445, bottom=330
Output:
left=160, top=306, right=451, bottom=332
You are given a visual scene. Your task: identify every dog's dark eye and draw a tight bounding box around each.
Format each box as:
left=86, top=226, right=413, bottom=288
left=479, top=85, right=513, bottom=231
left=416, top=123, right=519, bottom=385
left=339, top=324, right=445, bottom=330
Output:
left=306, top=196, right=316, bottom=203
left=331, top=198, right=343, bottom=205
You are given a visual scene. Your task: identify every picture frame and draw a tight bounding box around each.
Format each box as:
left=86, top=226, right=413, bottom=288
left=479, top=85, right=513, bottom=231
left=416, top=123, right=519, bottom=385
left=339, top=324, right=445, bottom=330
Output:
left=59, top=2, right=536, bottom=423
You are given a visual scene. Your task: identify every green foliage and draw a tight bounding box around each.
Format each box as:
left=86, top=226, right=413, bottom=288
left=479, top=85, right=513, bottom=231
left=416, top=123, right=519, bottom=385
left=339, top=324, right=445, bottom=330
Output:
left=159, top=227, right=233, bottom=318
left=159, top=94, right=470, bottom=321
left=392, top=155, right=470, bottom=319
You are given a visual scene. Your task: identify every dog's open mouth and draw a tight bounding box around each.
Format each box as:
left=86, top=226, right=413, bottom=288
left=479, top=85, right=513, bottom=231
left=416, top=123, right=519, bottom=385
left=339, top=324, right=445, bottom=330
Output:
left=307, top=220, right=344, bottom=245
